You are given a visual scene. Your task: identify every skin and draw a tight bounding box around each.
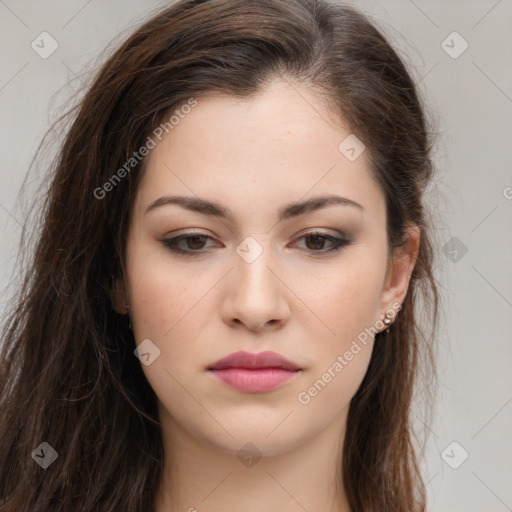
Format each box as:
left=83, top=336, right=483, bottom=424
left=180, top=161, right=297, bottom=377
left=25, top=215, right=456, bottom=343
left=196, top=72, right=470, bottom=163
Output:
left=114, top=78, right=419, bottom=512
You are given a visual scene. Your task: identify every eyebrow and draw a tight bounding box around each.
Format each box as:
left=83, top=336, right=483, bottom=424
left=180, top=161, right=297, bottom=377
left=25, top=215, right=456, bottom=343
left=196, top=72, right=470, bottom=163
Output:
left=144, top=194, right=365, bottom=221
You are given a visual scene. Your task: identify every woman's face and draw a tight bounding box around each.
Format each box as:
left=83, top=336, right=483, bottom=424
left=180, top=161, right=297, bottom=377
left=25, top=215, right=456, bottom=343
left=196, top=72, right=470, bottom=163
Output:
left=118, top=78, right=415, bottom=457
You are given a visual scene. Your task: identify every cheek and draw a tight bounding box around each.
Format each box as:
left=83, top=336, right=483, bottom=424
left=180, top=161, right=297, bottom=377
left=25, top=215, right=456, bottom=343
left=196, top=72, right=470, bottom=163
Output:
left=125, top=236, right=208, bottom=339
left=294, top=278, right=377, bottom=422
left=124, top=242, right=210, bottom=382
left=302, top=259, right=384, bottom=348
left=295, top=260, right=383, bottom=405
left=126, top=258, right=213, bottom=425
left=296, top=342, right=373, bottom=421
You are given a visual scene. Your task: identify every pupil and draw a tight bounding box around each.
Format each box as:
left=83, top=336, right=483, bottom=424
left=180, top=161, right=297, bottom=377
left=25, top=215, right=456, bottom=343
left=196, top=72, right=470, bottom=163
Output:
left=307, top=234, right=324, bottom=250
left=188, top=236, right=206, bottom=249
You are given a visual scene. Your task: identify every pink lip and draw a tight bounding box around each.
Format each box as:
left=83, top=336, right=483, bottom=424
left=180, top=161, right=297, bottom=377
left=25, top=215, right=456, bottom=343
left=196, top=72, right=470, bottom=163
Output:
left=207, top=350, right=301, bottom=393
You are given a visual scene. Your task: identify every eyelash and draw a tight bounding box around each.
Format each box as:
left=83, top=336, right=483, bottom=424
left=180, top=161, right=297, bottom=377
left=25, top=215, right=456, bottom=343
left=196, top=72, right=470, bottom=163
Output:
left=161, top=230, right=350, bottom=256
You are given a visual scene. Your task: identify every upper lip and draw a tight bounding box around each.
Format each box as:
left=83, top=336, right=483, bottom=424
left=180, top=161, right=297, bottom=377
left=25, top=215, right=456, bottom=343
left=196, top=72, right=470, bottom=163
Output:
left=208, top=350, right=301, bottom=371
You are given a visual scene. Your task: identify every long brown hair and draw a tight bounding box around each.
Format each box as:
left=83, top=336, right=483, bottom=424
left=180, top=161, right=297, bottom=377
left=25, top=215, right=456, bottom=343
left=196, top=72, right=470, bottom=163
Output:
left=0, top=0, right=441, bottom=510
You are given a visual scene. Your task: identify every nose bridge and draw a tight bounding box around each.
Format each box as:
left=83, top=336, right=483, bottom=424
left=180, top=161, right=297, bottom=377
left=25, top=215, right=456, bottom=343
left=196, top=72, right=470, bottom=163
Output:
left=223, top=234, right=288, bottom=328
left=234, top=234, right=279, bottom=297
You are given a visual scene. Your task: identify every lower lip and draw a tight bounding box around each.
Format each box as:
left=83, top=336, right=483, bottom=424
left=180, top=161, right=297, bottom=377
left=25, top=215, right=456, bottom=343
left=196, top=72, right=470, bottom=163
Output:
left=208, top=368, right=300, bottom=392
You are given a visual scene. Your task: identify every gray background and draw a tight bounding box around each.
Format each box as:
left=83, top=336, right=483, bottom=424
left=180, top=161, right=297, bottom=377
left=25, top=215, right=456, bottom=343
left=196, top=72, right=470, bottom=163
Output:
left=1, top=1, right=511, bottom=510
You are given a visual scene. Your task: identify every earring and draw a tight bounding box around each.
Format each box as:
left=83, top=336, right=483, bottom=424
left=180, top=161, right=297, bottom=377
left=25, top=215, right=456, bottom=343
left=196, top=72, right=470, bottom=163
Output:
left=383, top=311, right=394, bottom=333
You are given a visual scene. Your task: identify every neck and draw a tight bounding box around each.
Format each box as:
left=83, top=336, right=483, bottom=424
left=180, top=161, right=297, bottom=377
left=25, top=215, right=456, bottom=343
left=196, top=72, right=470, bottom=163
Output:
left=153, top=404, right=352, bottom=512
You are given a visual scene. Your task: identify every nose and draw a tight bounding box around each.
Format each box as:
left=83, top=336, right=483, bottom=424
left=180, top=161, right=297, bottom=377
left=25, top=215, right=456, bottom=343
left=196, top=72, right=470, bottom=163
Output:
left=220, top=242, right=290, bottom=332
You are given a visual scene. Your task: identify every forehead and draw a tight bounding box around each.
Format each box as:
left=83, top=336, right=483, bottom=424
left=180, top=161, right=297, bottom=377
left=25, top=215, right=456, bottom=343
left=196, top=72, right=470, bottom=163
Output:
left=136, top=79, right=385, bottom=226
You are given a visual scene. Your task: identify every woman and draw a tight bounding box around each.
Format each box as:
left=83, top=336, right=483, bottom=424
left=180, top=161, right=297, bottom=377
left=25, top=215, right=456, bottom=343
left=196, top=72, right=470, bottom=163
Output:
left=0, top=0, right=440, bottom=510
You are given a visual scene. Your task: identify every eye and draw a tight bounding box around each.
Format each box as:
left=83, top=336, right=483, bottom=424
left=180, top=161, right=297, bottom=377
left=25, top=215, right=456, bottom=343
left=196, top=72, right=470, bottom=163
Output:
left=161, top=230, right=217, bottom=255
left=161, top=229, right=351, bottom=256
left=292, top=230, right=350, bottom=254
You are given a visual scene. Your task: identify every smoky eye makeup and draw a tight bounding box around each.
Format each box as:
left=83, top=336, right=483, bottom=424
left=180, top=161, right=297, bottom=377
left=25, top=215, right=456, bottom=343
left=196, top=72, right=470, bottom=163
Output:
left=159, top=228, right=353, bottom=257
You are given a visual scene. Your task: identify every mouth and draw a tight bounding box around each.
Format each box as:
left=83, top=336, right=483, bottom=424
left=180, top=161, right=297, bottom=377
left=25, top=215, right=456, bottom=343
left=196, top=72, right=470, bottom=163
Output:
left=207, top=350, right=302, bottom=393
left=208, top=367, right=301, bottom=393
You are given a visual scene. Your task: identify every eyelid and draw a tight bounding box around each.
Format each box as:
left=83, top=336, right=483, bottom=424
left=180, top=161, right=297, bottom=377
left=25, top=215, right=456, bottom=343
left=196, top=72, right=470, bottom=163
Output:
left=293, top=227, right=347, bottom=239
left=166, top=227, right=347, bottom=240
left=166, top=228, right=212, bottom=238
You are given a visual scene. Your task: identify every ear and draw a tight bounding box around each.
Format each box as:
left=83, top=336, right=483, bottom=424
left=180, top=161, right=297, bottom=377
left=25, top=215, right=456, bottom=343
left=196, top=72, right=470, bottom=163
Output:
left=110, top=274, right=129, bottom=314
left=378, top=224, right=420, bottom=322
